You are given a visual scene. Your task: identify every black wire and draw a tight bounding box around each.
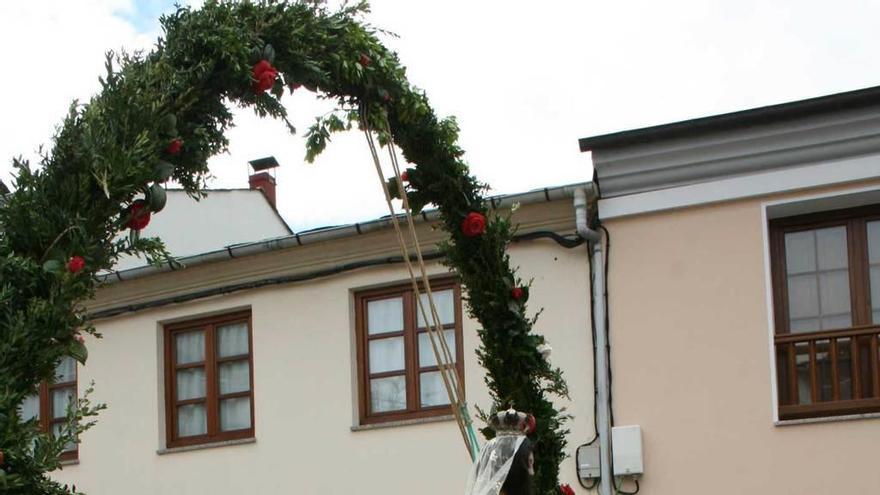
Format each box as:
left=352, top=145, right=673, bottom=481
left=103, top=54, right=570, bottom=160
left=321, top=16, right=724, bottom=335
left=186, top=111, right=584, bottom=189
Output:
left=575, top=230, right=601, bottom=490
left=613, top=478, right=639, bottom=495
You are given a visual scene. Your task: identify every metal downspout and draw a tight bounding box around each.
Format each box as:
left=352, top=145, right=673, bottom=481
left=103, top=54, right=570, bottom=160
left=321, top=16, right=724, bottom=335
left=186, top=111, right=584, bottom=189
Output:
left=574, top=186, right=612, bottom=495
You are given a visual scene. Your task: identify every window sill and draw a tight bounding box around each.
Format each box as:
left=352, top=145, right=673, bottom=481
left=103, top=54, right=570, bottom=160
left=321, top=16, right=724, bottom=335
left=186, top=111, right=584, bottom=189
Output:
left=59, top=458, right=79, bottom=467
left=351, top=414, right=454, bottom=432
left=157, top=437, right=256, bottom=455
left=775, top=411, right=880, bottom=426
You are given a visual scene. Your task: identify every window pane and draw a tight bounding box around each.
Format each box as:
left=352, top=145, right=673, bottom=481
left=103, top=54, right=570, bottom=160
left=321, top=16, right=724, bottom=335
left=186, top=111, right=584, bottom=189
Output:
left=787, top=274, right=819, bottom=320
left=417, top=289, right=455, bottom=327
left=367, top=297, right=403, bottom=335
left=368, top=337, right=405, bottom=374
left=816, top=227, right=848, bottom=270
left=175, top=330, right=205, bottom=364
left=220, top=397, right=251, bottom=431
left=785, top=231, right=816, bottom=275
left=420, top=371, right=450, bottom=407
left=177, top=403, right=207, bottom=437
left=52, top=387, right=76, bottom=419
left=868, top=221, right=880, bottom=263
left=176, top=367, right=206, bottom=400
left=867, top=221, right=880, bottom=323
left=219, top=360, right=250, bottom=395
left=52, top=423, right=76, bottom=452
left=418, top=329, right=456, bottom=367
left=19, top=393, right=40, bottom=421
left=217, top=322, right=249, bottom=357
left=54, top=356, right=76, bottom=383
left=370, top=376, right=406, bottom=413
left=785, top=227, right=851, bottom=332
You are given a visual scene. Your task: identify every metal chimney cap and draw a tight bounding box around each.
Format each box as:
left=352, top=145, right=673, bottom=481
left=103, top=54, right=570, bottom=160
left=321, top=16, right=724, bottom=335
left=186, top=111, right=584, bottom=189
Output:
left=248, top=156, right=280, bottom=172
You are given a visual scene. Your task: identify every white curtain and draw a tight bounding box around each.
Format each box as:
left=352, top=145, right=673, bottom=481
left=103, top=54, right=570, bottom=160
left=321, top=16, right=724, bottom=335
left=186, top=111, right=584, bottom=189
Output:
left=217, top=322, right=249, bottom=357
left=178, top=403, right=207, bottom=437
left=175, top=330, right=205, bottom=364
left=19, top=393, right=40, bottom=421
left=369, top=337, right=405, bottom=373
left=418, top=289, right=454, bottom=327
left=220, top=397, right=251, bottom=431
left=368, top=297, right=404, bottom=334
left=370, top=376, right=406, bottom=412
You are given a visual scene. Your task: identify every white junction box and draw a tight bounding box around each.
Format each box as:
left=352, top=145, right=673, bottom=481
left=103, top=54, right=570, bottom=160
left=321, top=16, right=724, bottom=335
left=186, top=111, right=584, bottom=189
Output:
left=611, top=425, right=644, bottom=476
left=576, top=444, right=600, bottom=480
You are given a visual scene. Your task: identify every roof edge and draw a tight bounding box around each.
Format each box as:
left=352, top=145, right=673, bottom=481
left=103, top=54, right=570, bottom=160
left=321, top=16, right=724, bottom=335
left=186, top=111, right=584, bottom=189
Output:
left=579, top=84, right=880, bottom=152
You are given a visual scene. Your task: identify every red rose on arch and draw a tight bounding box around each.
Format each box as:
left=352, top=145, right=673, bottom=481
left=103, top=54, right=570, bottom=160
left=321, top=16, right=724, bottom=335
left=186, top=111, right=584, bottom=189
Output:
left=460, top=212, right=486, bottom=238
left=359, top=53, right=372, bottom=67
left=126, top=200, right=152, bottom=231
left=559, top=484, right=576, bottom=495
left=511, top=287, right=524, bottom=300
left=523, top=414, right=536, bottom=434
left=166, top=138, right=183, bottom=155
left=400, top=170, right=409, bottom=182
left=252, top=59, right=278, bottom=93
left=67, top=256, right=85, bottom=274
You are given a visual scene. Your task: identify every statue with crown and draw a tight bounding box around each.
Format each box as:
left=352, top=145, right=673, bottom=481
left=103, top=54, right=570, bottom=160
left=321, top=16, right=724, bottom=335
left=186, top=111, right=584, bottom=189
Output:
left=465, top=408, right=536, bottom=495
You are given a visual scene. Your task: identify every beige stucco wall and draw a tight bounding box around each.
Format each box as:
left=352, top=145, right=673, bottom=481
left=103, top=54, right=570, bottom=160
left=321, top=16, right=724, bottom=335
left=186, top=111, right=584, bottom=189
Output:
left=51, top=202, right=595, bottom=494
left=605, top=181, right=880, bottom=495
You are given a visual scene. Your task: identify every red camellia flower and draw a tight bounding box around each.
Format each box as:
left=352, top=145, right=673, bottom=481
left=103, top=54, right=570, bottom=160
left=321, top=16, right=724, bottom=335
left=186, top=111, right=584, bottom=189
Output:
left=74, top=333, right=85, bottom=344
left=67, top=256, right=85, bottom=274
left=359, top=53, right=372, bottom=67
left=523, top=414, right=536, bottom=434
left=400, top=170, right=409, bottom=182
left=252, top=59, right=278, bottom=93
left=126, top=200, right=152, bottom=231
left=558, top=484, right=575, bottom=495
left=0, top=449, right=4, bottom=465
left=166, top=138, right=183, bottom=155
left=511, top=287, right=524, bottom=300
left=461, top=212, right=486, bottom=238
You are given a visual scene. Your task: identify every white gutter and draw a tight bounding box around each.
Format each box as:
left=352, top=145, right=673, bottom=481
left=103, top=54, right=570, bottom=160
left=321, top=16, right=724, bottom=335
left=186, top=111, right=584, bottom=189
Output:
left=102, top=182, right=590, bottom=284
left=574, top=185, right=611, bottom=495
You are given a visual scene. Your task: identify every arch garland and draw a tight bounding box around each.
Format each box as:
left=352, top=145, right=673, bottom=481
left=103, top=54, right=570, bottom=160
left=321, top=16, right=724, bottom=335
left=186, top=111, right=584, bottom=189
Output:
left=0, top=2, right=570, bottom=493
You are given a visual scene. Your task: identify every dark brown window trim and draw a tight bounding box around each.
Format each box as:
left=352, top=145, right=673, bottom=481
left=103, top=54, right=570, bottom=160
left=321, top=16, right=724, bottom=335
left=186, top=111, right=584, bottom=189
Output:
left=164, top=310, right=255, bottom=449
left=770, top=204, right=880, bottom=420
left=355, top=278, right=464, bottom=425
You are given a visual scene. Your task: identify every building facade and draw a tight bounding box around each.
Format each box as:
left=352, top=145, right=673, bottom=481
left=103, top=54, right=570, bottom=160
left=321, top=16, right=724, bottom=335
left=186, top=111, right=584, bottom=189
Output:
left=46, top=85, right=880, bottom=494
left=50, top=187, right=596, bottom=494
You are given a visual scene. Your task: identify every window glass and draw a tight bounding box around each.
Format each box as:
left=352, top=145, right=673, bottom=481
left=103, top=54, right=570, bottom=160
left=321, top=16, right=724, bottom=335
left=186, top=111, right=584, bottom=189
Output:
left=785, top=226, right=851, bottom=332
left=367, top=298, right=404, bottom=335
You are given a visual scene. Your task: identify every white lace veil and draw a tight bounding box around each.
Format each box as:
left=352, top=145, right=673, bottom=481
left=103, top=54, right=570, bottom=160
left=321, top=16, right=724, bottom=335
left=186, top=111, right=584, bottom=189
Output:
left=465, top=434, right=526, bottom=495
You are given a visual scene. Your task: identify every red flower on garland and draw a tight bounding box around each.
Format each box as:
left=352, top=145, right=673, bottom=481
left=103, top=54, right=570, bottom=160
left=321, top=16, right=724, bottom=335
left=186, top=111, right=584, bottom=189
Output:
left=252, top=59, right=279, bottom=93
left=0, top=449, right=4, bottom=466
left=523, top=414, right=536, bottom=434
left=126, top=200, right=152, bottom=231
left=511, top=287, right=524, bottom=300
left=67, top=256, right=85, bottom=274
left=359, top=53, right=372, bottom=67
left=558, top=484, right=575, bottom=495
left=74, top=332, right=85, bottom=344
left=400, top=170, right=409, bottom=182
left=461, top=212, right=486, bottom=238
left=166, top=138, right=183, bottom=155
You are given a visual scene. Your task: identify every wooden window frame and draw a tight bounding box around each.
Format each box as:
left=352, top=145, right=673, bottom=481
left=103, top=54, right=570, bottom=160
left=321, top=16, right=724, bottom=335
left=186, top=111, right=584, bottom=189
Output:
left=30, top=361, right=78, bottom=461
left=770, top=204, right=880, bottom=420
left=355, top=278, right=465, bottom=425
left=164, top=310, right=255, bottom=449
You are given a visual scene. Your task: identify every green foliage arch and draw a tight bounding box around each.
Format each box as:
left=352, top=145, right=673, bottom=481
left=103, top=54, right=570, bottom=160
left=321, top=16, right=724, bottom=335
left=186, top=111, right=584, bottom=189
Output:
left=0, top=2, right=569, bottom=493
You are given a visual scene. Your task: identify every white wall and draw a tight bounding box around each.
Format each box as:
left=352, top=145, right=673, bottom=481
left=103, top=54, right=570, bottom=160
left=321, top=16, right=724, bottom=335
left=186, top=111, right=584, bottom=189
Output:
left=53, top=237, right=594, bottom=494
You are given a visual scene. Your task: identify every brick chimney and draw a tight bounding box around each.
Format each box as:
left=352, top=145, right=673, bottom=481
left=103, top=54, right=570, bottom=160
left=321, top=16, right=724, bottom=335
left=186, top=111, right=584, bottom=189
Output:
left=248, top=156, right=280, bottom=209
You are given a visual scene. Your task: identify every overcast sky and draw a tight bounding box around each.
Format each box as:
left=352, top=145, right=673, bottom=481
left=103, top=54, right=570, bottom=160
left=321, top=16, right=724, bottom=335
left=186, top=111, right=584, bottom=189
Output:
left=3, top=0, right=880, bottom=230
